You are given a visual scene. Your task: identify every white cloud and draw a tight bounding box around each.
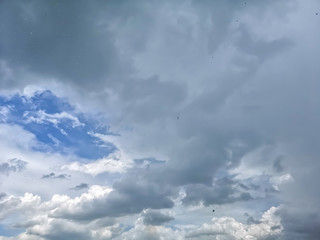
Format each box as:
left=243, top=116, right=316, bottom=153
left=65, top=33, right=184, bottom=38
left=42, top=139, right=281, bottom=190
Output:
left=0, top=123, right=39, bottom=151
left=186, top=206, right=282, bottom=240
left=0, top=185, right=283, bottom=240
left=0, top=59, right=13, bottom=83
left=62, top=151, right=133, bottom=176
left=23, top=110, right=84, bottom=128
left=0, top=193, right=41, bottom=220
left=113, top=216, right=185, bottom=240
left=0, top=186, right=118, bottom=240
left=0, top=105, right=13, bottom=122
left=270, top=173, right=294, bottom=191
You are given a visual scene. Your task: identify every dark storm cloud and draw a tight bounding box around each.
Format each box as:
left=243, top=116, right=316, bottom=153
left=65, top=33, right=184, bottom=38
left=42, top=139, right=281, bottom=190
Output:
left=142, top=210, right=174, bottom=226
left=0, top=158, right=27, bottom=175
left=42, top=172, right=70, bottom=179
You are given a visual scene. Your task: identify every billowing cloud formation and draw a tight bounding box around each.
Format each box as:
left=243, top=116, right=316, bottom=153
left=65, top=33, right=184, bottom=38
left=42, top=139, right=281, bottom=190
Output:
left=0, top=193, right=40, bottom=220
left=186, top=207, right=282, bottom=239
left=0, top=188, right=282, bottom=240
left=0, top=0, right=320, bottom=239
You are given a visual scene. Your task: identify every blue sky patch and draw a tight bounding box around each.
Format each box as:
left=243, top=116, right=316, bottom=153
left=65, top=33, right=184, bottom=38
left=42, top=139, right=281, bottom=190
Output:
left=0, top=90, right=115, bottom=160
left=0, top=224, right=24, bottom=238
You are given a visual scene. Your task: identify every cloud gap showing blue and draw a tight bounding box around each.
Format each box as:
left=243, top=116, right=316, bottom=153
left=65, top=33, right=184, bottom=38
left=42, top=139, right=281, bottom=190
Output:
left=0, top=90, right=115, bottom=160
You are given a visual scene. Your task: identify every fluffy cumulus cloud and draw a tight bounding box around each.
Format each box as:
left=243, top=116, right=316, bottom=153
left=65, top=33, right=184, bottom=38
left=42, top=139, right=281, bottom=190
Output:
left=186, top=207, right=282, bottom=240
left=0, top=0, right=320, bottom=239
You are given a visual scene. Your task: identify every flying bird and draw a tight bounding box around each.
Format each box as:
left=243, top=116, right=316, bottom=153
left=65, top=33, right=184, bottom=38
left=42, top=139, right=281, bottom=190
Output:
left=212, top=209, right=215, bottom=212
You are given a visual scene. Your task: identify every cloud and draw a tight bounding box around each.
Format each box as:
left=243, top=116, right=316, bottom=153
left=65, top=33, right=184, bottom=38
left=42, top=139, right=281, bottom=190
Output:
left=182, top=177, right=253, bottom=206
left=62, top=151, right=132, bottom=176
left=186, top=206, right=282, bottom=239
left=23, top=110, right=84, bottom=128
left=269, top=173, right=293, bottom=191
left=0, top=0, right=320, bottom=239
left=0, top=105, right=12, bottom=122
left=142, top=209, right=174, bottom=226
left=0, top=158, right=27, bottom=176
left=273, top=156, right=285, bottom=173
left=41, top=172, right=70, bottom=179
left=49, top=172, right=175, bottom=220
left=0, top=193, right=40, bottom=220
left=113, top=216, right=184, bottom=240
left=0, top=123, right=39, bottom=151
left=279, top=207, right=320, bottom=240
left=70, top=183, right=89, bottom=191
left=0, top=0, right=119, bottom=87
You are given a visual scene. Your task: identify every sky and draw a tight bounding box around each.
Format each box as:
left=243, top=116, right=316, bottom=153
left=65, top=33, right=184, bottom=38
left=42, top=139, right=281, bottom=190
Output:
left=0, top=0, right=320, bottom=239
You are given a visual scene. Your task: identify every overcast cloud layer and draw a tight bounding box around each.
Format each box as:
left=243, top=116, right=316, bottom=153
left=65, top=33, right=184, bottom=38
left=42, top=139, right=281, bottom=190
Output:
left=0, top=0, right=320, bottom=239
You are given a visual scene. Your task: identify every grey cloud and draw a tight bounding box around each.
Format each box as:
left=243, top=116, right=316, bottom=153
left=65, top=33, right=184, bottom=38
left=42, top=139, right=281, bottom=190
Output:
left=0, top=192, right=7, bottom=200
left=28, top=219, right=91, bottom=240
left=238, top=183, right=250, bottom=190
left=163, top=130, right=264, bottom=186
left=0, top=0, right=128, bottom=88
left=236, top=25, right=293, bottom=64
left=265, top=187, right=280, bottom=193
left=117, top=75, right=187, bottom=124
left=134, top=157, right=166, bottom=166
left=142, top=210, right=174, bottom=226
left=51, top=169, right=174, bottom=221
left=0, top=0, right=161, bottom=92
left=105, top=172, right=174, bottom=216
left=71, top=183, right=89, bottom=191
left=42, top=172, right=70, bottom=179
left=182, top=177, right=253, bottom=206
left=273, top=156, right=285, bottom=173
left=279, top=208, right=320, bottom=240
left=0, top=0, right=319, bottom=238
left=246, top=215, right=262, bottom=225
left=0, top=158, right=27, bottom=175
